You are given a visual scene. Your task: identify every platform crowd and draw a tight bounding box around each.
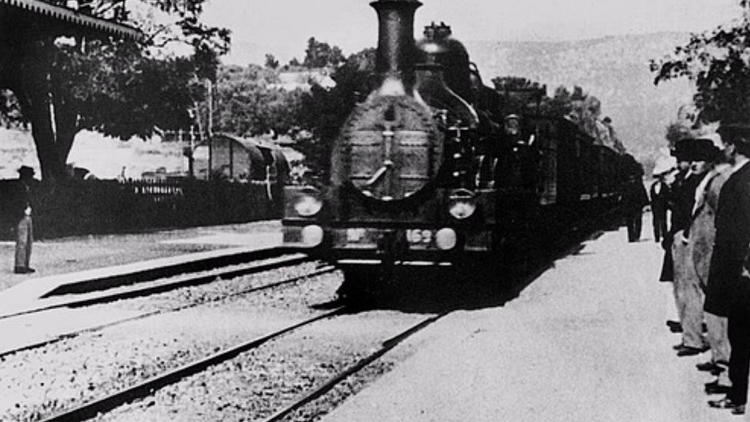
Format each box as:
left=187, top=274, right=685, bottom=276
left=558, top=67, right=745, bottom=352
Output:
left=653, top=122, right=750, bottom=415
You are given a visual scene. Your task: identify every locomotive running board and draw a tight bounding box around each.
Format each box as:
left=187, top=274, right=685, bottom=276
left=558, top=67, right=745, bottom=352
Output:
left=337, top=259, right=453, bottom=267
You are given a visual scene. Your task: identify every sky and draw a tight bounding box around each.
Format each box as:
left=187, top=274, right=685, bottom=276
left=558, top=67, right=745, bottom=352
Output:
left=202, top=0, right=742, bottom=65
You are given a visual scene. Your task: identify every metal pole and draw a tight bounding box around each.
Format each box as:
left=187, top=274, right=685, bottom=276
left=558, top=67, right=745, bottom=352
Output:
left=206, top=79, right=213, bottom=180
left=188, top=126, right=195, bottom=177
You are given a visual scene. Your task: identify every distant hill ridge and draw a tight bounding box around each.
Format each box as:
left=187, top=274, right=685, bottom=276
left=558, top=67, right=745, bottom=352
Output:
left=228, top=32, right=696, bottom=169
left=465, top=32, right=696, bottom=167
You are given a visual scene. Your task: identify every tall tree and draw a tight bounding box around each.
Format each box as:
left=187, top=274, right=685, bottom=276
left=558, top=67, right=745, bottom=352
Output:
left=0, top=0, right=229, bottom=181
left=303, top=37, right=345, bottom=69
left=264, top=54, right=279, bottom=70
left=295, top=48, right=375, bottom=180
left=211, top=64, right=304, bottom=137
left=651, top=1, right=750, bottom=124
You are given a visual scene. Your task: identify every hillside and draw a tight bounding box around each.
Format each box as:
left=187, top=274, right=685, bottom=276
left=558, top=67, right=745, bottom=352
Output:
left=465, top=32, right=695, bottom=167
left=232, top=32, right=695, bottom=168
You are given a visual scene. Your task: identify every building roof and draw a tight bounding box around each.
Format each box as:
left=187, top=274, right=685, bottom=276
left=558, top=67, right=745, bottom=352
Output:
left=214, top=133, right=279, bottom=152
left=1, top=0, right=141, bottom=40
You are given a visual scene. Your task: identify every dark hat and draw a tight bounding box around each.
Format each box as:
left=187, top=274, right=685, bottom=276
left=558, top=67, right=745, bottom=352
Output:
left=672, top=138, right=718, bottom=161
left=17, top=165, right=35, bottom=176
left=691, top=138, right=720, bottom=161
left=671, top=138, right=693, bottom=161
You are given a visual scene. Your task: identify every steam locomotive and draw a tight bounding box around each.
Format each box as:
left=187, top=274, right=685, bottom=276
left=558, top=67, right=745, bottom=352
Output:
left=282, top=0, right=631, bottom=294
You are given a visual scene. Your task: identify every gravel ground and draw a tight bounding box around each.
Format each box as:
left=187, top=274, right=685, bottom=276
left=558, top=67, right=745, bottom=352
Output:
left=0, top=268, right=339, bottom=422
left=94, top=311, right=429, bottom=422
left=105, top=260, right=326, bottom=314
left=280, top=330, right=425, bottom=422
left=43, top=255, right=318, bottom=311
left=0, top=220, right=281, bottom=292
left=0, top=261, right=327, bottom=357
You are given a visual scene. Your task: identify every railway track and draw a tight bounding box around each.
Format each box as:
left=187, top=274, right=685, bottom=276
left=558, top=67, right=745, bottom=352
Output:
left=38, top=308, right=348, bottom=422
left=0, top=261, right=344, bottom=422
left=260, top=312, right=447, bottom=422
left=32, top=309, right=445, bottom=422
left=0, top=263, right=337, bottom=359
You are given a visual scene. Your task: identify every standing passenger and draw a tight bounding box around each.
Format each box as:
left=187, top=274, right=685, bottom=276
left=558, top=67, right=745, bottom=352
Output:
left=659, top=141, right=691, bottom=284
left=650, top=164, right=671, bottom=243
left=622, top=164, right=649, bottom=242
left=687, top=135, right=733, bottom=393
left=671, top=140, right=711, bottom=356
left=706, top=122, right=750, bottom=415
left=12, top=166, right=36, bottom=274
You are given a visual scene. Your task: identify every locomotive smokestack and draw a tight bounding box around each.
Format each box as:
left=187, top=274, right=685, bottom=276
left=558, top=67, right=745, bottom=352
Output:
left=370, top=0, right=421, bottom=92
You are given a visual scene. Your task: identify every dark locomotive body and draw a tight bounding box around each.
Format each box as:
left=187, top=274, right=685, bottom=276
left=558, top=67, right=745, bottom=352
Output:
left=282, top=0, right=630, bottom=290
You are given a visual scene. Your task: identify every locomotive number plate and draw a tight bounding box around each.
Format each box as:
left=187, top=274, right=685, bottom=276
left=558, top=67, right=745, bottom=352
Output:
left=406, top=229, right=434, bottom=246
left=346, top=228, right=367, bottom=243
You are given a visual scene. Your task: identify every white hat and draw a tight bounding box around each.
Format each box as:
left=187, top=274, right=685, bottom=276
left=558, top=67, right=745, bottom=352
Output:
left=652, top=155, right=676, bottom=176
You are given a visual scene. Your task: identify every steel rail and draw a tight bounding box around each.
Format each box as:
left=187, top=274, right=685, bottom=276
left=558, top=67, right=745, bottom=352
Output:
left=38, top=307, right=348, bottom=422
left=260, top=312, right=448, bottom=422
left=0, top=266, right=337, bottom=359
left=0, top=253, right=310, bottom=321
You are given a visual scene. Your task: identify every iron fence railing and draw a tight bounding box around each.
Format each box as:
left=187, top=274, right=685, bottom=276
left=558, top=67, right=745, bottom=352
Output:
left=0, top=178, right=283, bottom=239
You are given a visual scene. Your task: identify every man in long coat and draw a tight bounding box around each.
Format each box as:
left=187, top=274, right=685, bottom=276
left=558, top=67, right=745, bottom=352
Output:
left=706, top=123, right=750, bottom=415
left=650, top=167, right=671, bottom=243
left=620, top=156, right=649, bottom=242
left=659, top=142, right=692, bottom=283
left=12, top=166, right=36, bottom=274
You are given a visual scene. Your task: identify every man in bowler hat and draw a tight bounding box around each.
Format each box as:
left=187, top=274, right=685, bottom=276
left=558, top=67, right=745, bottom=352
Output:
left=650, top=158, right=673, bottom=243
left=659, top=140, right=693, bottom=283
left=13, top=166, right=35, bottom=274
left=670, top=138, right=712, bottom=356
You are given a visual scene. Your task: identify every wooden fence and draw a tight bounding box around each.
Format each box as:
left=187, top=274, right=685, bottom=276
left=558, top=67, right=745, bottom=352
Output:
left=0, top=178, right=283, bottom=240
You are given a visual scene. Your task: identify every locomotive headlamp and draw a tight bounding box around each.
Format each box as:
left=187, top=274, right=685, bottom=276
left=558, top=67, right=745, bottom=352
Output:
left=448, top=189, right=477, bottom=220
left=436, top=228, right=457, bottom=250
left=294, top=188, right=323, bottom=217
left=301, top=225, right=324, bottom=247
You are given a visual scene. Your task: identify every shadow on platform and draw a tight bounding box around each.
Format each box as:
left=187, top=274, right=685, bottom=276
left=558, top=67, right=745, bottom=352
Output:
left=335, top=223, right=622, bottom=314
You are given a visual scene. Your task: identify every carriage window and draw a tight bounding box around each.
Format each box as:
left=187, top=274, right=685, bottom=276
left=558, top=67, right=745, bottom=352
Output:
left=258, top=147, right=275, bottom=166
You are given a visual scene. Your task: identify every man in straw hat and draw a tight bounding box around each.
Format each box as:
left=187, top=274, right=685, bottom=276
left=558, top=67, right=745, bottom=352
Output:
left=706, top=122, right=750, bottom=415
left=12, top=166, right=36, bottom=274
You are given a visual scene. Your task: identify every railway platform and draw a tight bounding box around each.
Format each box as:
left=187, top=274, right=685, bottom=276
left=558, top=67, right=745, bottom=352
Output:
left=0, top=220, right=282, bottom=315
left=322, top=213, right=741, bottom=422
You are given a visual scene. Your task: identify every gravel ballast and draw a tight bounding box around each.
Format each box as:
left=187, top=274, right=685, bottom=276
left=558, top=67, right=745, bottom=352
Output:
left=94, top=311, right=430, bottom=422
left=0, top=269, right=341, bottom=422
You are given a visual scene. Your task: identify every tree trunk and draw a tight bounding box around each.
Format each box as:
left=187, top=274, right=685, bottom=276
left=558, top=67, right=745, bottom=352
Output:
left=53, top=95, right=80, bottom=166
left=14, top=40, right=75, bottom=183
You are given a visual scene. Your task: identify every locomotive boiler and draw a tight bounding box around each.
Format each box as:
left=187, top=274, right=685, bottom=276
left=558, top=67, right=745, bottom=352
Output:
left=282, top=0, right=630, bottom=296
